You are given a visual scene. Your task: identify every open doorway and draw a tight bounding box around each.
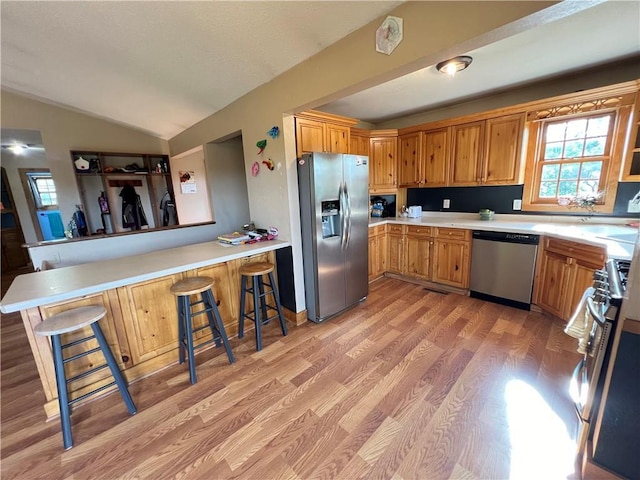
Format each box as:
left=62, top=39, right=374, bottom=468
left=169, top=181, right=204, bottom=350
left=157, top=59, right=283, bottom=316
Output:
left=1, top=167, right=30, bottom=271
left=19, top=169, right=65, bottom=241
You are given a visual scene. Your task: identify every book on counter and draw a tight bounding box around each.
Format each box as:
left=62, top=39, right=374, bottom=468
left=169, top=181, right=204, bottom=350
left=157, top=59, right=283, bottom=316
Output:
left=218, top=232, right=251, bottom=244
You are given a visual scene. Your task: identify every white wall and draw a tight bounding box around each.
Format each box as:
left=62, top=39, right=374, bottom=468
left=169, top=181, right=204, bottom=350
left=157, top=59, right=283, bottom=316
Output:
left=170, top=147, right=213, bottom=224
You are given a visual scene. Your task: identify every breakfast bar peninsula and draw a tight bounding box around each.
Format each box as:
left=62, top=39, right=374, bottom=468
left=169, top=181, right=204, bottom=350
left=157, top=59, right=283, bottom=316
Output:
left=1, top=239, right=290, bottom=418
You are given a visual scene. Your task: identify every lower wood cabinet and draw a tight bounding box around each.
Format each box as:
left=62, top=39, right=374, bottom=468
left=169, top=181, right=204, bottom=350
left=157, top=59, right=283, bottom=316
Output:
left=26, top=250, right=276, bottom=418
left=535, top=237, right=605, bottom=320
left=368, top=225, right=387, bottom=281
left=405, top=226, right=432, bottom=279
left=386, top=224, right=405, bottom=274
left=431, top=227, right=471, bottom=288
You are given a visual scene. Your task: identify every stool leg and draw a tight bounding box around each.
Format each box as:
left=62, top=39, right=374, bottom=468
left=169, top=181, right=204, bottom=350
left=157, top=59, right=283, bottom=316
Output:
left=268, top=271, right=288, bottom=336
left=203, top=289, right=235, bottom=364
left=202, top=291, right=221, bottom=348
left=253, top=276, right=263, bottom=351
left=184, top=300, right=197, bottom=385
left=238, top=276, right=247, bottom=339
left=257, top=277, right=269, bottom=327
left=177, top=295, right=186, bottom=365
left=51, top=334, right=73, bottom=450
left=91, top=322, right=137, bottom=415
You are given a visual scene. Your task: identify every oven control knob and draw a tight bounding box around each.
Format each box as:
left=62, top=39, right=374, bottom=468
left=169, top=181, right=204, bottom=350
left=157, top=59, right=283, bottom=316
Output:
left=593, top=270, right=608, bottom=281
left=594, top=288, right=608, bottom=303
left=594, top=280, right=609, bottom=289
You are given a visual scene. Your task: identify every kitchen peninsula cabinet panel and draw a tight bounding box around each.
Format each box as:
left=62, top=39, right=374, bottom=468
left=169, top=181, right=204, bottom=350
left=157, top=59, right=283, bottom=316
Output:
left=194, top=262, right=238, bottom=338
left=422, top=128, right=449, bottom=187
left=116, top=274, right=181, bottom=365
left=370, top=136, right=397, bottom=191
left=482, top=113, right=524, bottom=185
left=449, top=122, right=485, bottom=186
left=398, top=132, right=423, bottom=187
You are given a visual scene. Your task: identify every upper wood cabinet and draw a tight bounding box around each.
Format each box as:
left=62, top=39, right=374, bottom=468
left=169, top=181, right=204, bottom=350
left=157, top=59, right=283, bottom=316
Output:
left=398, top=132, right=422, bottom=187
left=482, top=113, right=525, bottom=185
left=622, top=93, right=640, bottom=181
left=449, top=121, right=485, bottom=186
left=350, top=128, right=371, bottom=156
left=422, top=128, right=449, bottom=187
left=294, top=110, right=358, bottom=157
left=448, top=113, right=524, bottom=186
left=370, top=133, right=397, bottom=191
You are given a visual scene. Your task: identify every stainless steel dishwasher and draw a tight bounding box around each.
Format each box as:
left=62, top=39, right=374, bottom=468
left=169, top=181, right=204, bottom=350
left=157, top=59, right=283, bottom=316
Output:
left=469, top=231, right=539, bottom=310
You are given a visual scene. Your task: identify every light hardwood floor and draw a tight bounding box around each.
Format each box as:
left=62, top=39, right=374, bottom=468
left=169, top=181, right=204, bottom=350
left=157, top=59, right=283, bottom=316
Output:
left=1, top=277, right=582, bottom=479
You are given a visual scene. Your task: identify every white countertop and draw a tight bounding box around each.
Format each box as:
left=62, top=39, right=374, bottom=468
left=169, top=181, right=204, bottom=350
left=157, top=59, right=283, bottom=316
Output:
left=0, top=239, right=290, bottom=314
left=369, top=213, right=638, bottom=261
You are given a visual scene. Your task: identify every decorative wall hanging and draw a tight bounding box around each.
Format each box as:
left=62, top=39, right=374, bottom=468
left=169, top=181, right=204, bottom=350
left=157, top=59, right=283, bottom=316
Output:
left=251, top=161, right=260, bottom=177
left=267, top=126, right=280, bottom=139
left=375, top=16, right=403, bottom=55
left=179, top=170, right=197, bottom=194
left=262, top=158, right=274, bottom=171
left=256, top=139, right=267, bottom=155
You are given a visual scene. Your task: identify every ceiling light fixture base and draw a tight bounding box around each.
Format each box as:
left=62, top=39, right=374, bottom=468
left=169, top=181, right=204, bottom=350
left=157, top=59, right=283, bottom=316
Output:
left=436, top=55, right=473, bottom=77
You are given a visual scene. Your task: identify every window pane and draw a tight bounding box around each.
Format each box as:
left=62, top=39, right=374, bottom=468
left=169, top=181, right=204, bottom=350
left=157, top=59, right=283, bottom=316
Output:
left=546, top=123, right=566, bottom=142
left=539, top=182, right=558, bottom=198
left=584, top=137, right=606, bottom=156
left=558, top=181, right=578, bottom=196
left=564, top=140, right=584, bottom=158
left=544, top=143, right=563, bottom=159
left=580, top=161, right=602, bottom=180
left=578, top=180, right=599, bottom=194
left=559, top=163, right=580, bottom=180
left=586, top=116, right=610, bottom=137
left=566, top=119, right=587, bottom=139
left=541, top=163, right=560, bottom=180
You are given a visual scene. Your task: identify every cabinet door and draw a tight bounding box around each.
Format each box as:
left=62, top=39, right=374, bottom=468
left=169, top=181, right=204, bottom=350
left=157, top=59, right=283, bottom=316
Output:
left=398, top=132, right=422, bottom=187
left=536, top=251, right=570, bottom=318
left=296, top=118, right=325, bottom=157
left=564, top=261, right=598, bottom=320
left=482, top=114, right=523, bottom=185
left=432, top=239, right=470, bottom=288
left=375, top=233, right=387, bottom=278
left=449, top=121, right=484, bottom=186
left=405, top=235, right=431, bottom=279
left=370, top=137, right=397, bottom=189
left=117, top=274, right=182, bottom=364
left=387, top=234, right=404, bottom=274
left=422, top=128, right=449, bottom=187
left=326, top=124, right=350, bottom=154
left=350, top=135, right=370, bottom=156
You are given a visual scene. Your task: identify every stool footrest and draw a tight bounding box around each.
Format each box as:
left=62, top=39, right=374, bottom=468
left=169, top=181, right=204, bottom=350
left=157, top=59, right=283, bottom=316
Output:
left=64, top=346, right=102, bottom=364
left=68, top=380, right=117, bottom=406
left=189, top=308, right=215, bottom=318
left=62, top=335, right=96, bottom=350
left=66, top=363, right=109, bottom=384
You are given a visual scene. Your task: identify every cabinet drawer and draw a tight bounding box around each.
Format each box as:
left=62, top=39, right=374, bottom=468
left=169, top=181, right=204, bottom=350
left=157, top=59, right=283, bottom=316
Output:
left=388, top=224, right=405, bottom=235
left=544, top=237, right=605, bottom=268
left=406, top=225, right=432, bottom=237
left=369, top=225, right=386, bottom=236
left=433, top=227, right=470, bottom=241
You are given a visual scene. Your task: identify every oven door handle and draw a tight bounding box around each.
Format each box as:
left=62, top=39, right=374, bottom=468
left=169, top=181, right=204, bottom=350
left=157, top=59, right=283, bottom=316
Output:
left=586, top=297, right=606, bottom=327
left=571, top=358, right=587, bottom=420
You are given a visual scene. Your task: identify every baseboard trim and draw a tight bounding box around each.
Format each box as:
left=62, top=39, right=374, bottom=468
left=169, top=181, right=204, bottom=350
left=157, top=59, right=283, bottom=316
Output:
left=283, top=307, right=307, bottom=326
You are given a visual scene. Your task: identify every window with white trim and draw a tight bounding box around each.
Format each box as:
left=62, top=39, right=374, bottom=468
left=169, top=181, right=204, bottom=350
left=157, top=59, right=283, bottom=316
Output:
left=27, top=172, right=58, bottom=208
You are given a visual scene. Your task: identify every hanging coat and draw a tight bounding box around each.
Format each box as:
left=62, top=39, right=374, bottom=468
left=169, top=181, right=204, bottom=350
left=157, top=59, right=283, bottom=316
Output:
left=119, top=184, right=148, bottom=230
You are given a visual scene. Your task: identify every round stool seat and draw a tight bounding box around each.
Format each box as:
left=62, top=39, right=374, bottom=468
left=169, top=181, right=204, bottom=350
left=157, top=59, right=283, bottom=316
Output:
left=35, top=306, right=107, bottom=337
left=170, top=276, right=214, bottom=296
left=239, top=262, right=274, bottom=277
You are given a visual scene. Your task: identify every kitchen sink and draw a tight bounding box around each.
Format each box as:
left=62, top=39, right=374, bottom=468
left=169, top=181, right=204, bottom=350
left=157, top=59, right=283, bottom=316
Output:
left=600, top=232, right=638, bottom=243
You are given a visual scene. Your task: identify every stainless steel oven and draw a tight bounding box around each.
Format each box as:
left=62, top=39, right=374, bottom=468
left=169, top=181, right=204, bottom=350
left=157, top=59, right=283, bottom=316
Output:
left=568, top=259, right=628, bottom=456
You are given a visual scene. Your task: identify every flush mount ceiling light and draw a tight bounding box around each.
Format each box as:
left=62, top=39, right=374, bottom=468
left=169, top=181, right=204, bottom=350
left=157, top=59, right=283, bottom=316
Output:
left=5, top=144, right=29, bottom=155
left=436, top=55, right=473, bottom=77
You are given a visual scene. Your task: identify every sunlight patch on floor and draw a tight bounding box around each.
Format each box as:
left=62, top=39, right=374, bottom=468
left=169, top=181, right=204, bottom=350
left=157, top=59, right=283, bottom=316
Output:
left=505, top=379, right=577, bottom=480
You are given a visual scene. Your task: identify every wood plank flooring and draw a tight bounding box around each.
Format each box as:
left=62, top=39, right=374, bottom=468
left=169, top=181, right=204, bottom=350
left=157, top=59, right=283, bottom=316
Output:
left=1, top=277, right=583, bottom=479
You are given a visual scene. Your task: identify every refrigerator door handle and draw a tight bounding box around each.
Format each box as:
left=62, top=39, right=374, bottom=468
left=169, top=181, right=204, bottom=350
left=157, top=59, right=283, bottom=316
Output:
left=339, top=181, right=346, bottom=251
left=344, top=181, right=351, bottom=249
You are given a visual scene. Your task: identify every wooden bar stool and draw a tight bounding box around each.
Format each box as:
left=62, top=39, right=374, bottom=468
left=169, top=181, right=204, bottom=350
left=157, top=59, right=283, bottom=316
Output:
left=34, top=306, right=137, bottom=450
left=170, top=276, right=234, bottom=384
left=238, top=262, right=287, bottom=351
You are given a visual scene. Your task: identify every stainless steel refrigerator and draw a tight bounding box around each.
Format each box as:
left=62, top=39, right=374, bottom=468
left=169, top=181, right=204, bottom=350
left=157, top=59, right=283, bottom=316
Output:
left=298, top=152, right=369, bottom=323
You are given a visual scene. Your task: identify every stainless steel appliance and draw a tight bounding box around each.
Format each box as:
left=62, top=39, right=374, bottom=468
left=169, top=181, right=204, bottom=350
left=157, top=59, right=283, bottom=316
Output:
left=297, top=153, right=369, bottom=323
left=469, top=230, right=539, bottom=310
left=568, top=258, right=631, bottom=473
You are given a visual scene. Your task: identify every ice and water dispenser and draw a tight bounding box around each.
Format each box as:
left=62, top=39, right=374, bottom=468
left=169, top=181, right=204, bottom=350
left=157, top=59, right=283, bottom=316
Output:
left=321, top=200, right=340, bottom=239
